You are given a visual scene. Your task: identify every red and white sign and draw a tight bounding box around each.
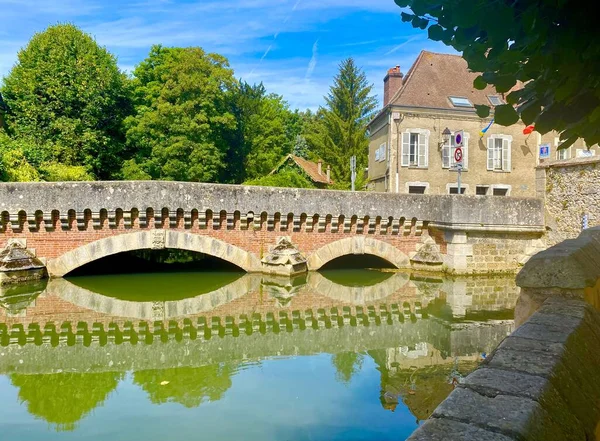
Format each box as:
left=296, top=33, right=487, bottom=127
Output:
left=454, top=147, right=463, bottom=163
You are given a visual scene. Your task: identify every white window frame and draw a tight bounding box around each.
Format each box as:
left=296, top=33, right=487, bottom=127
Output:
left=442, top=131, right=470, bottom=170
left=555, top=137, right=572, bottom=160
left=401, top=129, right=429, bottom=168
left=448, top=96, right=473, bottom=108
left=491, top=184, right=512, bottom=196
left=487, top=134, right=512, bottom=172
left=377, top=142, right=387, bottom=162
left=475, top=185, right=490, bottom=196
left=405, top=181, right=430, bottom=194
left=446, top=183, right=469, bottom=195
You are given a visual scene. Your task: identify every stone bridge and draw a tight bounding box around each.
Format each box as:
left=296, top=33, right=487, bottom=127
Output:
left=0, top=181, right=545, bottom=277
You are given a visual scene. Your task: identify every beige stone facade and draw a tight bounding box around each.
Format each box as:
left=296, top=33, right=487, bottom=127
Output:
left=368, top=51, right=599, bottom=196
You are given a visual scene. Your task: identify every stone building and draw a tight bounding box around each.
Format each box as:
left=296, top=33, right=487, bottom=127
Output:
left=367, top=51, right=598, bottom=196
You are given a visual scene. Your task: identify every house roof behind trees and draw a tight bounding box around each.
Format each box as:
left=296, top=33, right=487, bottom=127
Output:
left=271, top=155, right=332, bottom=184
left=390, top=50, right=502, bottom=110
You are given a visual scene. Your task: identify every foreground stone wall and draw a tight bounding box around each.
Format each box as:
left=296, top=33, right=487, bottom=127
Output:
left=536, top=157, right=600, bottom=246
left=408, top=297, right=600, bottom=441
left=407, top=225, right=600, bottom=440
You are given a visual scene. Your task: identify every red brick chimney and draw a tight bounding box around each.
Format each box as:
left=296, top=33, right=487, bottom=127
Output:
left=383, top=66, right=403, bottom=107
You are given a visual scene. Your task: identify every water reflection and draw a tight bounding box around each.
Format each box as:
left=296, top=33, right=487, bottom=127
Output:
left=0, top=271, right=519, bottom=439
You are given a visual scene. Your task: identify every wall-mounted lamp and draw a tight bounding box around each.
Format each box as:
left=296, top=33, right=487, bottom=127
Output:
left=439, top=127, right=452, bottom=149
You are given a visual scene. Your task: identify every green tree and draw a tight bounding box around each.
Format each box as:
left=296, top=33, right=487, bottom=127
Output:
left=124, top=45, right=236, bottom=182
left=306, top=59, right=377, bottom=187
left=224, top=81, right=296, bottom=183
left=1, top=24, right=132, bottom=178
left=395, top=0, right=600, bottom=149
left=0, top=134, right=40, bottom=181
left=244, top=168, right=316, bottom=188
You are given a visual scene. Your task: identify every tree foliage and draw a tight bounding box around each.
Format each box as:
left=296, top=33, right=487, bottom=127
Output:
left=124, top=45, right=236, bottom=182
left=224, top=82, right=298, bottom=182
left=395, top=0, right=600, bottom=149
left=306, top=59, right=377, bottom=187
left=1, top=23, right=132, bottom=178
left=244, top=168, right=316, bottom=188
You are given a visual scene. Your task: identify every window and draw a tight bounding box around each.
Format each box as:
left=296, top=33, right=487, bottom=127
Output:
left=487, top=95, right=503, bottom=106
left=476, top=186, right=489, bottom=195
left=493, top=188, right=509, bottom=196
left=487, top=135, right=512, bottom=171
left=442, top=132, right=469, bottom=169
left=374, top=142, right=387, bottom=162
left=449, top=96, right=473, bottom=107
left=448, top=186, right=466, bottom=195
left=408, top=185, right=427, bottom=194
left=401, top=130, right=429, bottom=167
left=576, top=149, right=595, bottom=158
left=555, top=138, right=571, bottom=160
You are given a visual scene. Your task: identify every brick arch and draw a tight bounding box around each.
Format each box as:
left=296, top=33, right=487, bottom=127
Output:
left=307, top=236, right=410, bottom=270
left=46, top=230, right=262, bottom=277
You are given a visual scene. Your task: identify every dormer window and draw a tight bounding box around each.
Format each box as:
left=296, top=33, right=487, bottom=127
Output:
left=487, top=95, right=503, bottom=106
left=449, top=96, right=473, bottom=108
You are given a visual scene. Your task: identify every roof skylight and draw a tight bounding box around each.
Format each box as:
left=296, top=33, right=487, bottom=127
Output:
left=487, top=95, right=503, bottom=106
left=449, top=96, right=473, bottom=107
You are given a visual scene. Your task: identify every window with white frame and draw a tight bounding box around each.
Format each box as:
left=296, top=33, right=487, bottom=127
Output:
left=442, top=132, right=469, bottom=169
left=576, top=149, right=595, bottom=158
left=555, top=137, right=571, bottom=160
left=401, top=129, right=429, bottom=167
left=487, top=135, right=512, bottom=172
left=374, top=142, right=387, bottom=162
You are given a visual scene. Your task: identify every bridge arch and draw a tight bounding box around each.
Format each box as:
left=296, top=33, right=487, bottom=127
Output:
left=46, top=230, right=262, bottom=277
left=307, top=237, right=411, bottom=271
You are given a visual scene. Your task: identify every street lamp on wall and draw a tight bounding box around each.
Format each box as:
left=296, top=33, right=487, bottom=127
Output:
left=440, top=127, right=452, bottom=149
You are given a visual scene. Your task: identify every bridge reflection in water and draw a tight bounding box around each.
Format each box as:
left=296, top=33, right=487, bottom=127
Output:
left=0, top=271, right=518, bottom=439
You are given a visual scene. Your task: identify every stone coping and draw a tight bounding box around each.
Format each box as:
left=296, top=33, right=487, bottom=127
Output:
left=407, top=296, right=600, bottom=440
left=537, top=155, right=600, bottom=169
left=516, top=226, right=600, bottom=290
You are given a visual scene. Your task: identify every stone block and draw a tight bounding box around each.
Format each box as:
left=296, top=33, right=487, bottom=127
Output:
left=432, top=387, right=573, bottom=441
left=407, top=418, right=517, bottom=441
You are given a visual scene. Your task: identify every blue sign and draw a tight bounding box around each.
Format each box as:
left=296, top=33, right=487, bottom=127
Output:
left=539, top=143, right=550, bottom=159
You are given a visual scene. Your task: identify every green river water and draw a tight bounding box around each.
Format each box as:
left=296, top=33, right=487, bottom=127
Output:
left=0, top=269, right=518, bottom=440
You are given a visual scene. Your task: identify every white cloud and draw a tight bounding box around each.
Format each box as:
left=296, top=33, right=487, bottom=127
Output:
left=305, top=39, right=318, bottom=79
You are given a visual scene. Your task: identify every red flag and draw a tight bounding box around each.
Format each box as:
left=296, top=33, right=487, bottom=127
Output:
left=523, top=124, right=535, bottom=135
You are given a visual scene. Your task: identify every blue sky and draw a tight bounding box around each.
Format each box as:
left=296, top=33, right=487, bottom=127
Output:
left=0, top=0, right=456, bottom=110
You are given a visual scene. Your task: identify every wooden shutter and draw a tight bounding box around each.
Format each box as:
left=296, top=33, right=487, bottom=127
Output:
left=401, top=132, right=410, bottom=166
left=502, top=137, right=511, bottom=171
left=418, top=132, right=428, bottom=167
left=487, top=138, right=494, bottom=170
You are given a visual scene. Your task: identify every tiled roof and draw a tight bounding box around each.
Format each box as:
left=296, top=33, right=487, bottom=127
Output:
left=390, top=50, right=503, bottom=110
left=272, top=155, right=332, bottom=184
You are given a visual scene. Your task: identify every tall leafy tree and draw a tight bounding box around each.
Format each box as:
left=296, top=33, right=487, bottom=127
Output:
left=395, top=0, right=600, bottom=149
left=124, top=45, right=236, bottom=182
left=306, top=59, right=377, bottom=187
left=1, top=24, right=132, bottom=179
left=224, top=81, right=297, bottom=183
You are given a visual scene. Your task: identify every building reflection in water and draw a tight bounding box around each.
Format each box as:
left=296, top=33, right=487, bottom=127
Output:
left=0, top=271, right=519, bottom=431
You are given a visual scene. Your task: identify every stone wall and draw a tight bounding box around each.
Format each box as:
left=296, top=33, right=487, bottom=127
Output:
left=536, top=156, right=600, bottom=246
left=406, top=226, right=600, bottom=440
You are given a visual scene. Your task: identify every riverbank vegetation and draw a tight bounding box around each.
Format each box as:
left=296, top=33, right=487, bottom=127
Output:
left=0, top=24, right=376, bottom=189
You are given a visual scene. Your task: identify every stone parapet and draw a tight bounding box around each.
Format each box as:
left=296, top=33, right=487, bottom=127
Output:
left=0, top=181, right=544, bottom=233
